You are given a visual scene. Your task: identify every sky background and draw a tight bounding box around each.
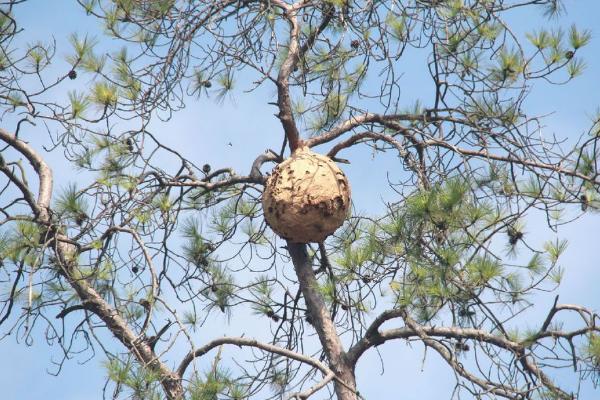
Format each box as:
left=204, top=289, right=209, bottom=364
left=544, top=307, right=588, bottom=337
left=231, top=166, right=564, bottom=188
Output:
left=2, top=0, right=600, bottom=399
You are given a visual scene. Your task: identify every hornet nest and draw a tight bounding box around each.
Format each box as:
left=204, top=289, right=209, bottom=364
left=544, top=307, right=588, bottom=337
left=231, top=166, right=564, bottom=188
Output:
left=262, top=146, right=351, bottom=243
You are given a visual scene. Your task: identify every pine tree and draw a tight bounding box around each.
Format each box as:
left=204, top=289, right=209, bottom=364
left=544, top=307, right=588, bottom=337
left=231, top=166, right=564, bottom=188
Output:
left=1, top=0, right=600, bottom=399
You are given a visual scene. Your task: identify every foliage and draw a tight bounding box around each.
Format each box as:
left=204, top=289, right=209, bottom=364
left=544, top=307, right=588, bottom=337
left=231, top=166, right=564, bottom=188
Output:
left=0, top=0, right=600, bottom=400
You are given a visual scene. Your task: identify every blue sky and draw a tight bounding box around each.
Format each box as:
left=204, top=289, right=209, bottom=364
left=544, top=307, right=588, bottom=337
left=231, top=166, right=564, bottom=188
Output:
left=2, top=0, right=600, bottom=399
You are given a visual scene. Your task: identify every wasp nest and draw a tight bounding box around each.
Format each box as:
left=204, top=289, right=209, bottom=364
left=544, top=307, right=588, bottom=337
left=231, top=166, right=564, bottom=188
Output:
left=262, top=146, right=351, bottom=243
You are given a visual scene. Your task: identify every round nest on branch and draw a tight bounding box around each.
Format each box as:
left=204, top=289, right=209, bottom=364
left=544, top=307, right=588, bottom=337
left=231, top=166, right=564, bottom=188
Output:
left=262, top=146, right=351, bottom=243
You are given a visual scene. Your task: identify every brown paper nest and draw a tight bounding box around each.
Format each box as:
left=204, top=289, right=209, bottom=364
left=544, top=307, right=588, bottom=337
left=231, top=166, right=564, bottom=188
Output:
left=262, top=146, right=351, bottom=243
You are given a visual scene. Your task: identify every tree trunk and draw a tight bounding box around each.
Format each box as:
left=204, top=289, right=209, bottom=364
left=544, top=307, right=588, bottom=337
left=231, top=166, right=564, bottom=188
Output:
left=287, top=242, right=357, bottom=400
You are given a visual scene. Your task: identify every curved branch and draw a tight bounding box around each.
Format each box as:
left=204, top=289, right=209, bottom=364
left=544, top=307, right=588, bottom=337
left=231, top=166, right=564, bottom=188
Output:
left=349, top=307, right=599, bottom=365
left=176, top=336, right=331, bottom=379
left=0, top=164, right=39, bottom=215
left=250, top=149, right=281, bottom=179
left=55, top=303, right=91, bottom=319
left=348, top=320, right=523, bottom=364
left=303, top=111, right=599, bottom=186
left=399, top=310, right=521, bottom=398
left=304, top=112, right=454, bottom=149
left=326, top=131, right=427, bottom=187
left=326, top=131, right=408, bottom=159
left=0, top=127, right=53, bottom=217
left=286, top=372, right=335, bottom=400
left=349, top=308, right=583, bottom=399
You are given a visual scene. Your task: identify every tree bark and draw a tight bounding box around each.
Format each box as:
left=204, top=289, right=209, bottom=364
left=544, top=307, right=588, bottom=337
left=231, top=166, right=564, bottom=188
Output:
left=287, top=242, right=357, bottom=400
left=0, top=128, right=184, bottom=400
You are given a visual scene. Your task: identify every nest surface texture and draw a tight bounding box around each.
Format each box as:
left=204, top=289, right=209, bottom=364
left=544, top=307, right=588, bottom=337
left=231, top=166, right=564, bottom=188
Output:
left=262, top=146, right=351, bottom=243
